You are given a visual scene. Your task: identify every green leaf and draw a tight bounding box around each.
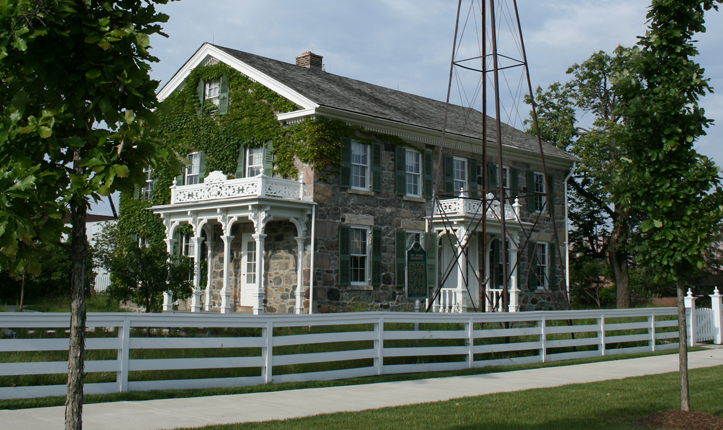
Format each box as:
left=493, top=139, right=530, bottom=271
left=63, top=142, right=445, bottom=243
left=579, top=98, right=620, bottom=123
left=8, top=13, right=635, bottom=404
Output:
left=38, top=126, right=52, bottom=139
left=653, top=220, right=663, bottom=228
left=124, top=110, right=135, bottom=124
left=86, top=69, right=101, bottom=80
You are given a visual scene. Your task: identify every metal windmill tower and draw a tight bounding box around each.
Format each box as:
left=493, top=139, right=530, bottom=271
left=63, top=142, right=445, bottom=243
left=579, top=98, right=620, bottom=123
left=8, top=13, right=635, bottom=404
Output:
left=426, top=0, right=569, bottom=313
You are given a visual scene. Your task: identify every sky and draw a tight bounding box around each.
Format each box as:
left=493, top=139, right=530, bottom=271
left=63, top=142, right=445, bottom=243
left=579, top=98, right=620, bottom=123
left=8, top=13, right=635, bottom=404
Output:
left=92, top=0, right=723, bottom=215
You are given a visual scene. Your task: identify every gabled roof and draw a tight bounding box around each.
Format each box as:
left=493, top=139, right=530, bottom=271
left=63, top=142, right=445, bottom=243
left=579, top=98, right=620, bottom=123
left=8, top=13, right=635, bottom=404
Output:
left=159, top=43, right=576, bottom=163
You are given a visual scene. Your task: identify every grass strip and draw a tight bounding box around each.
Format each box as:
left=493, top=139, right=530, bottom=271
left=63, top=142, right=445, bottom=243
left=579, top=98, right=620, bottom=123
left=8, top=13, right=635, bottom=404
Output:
left=180, top=365, right=723, bottom=430
left=0, top=346, right=703, bottom=411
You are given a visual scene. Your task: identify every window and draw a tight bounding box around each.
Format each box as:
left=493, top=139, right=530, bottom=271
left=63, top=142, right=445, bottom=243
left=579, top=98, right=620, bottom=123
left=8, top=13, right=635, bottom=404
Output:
left=406, top=231, right=422, bottom=250
left=351, top=141, right=369, bottom=190
left=495, top=240, right=510, bottom=287
left=185, top=152, right=200, bottom=185
left=350, top=227, right=369, bottom=284
left=205, top=80, right=220, bottom=106
left=405, top=150, right=421, bottom=197
left=535, top=243, right=547, bottom=288
left=141, top=166, right=154, bottom=200
left=246, top=240, right=257, bottom=285
left=247, top=147, right=264, bottom=177
left=181, top=233, right=195, bottom=258
left=534, top=172, right=545, bottom=212
left=478, top=164, right=508, bottom=192
left=453, top=157, right=467, bottom=194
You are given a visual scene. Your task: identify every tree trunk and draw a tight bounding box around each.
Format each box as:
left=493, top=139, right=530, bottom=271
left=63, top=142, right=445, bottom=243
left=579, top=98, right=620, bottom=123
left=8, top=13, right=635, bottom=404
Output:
left=18, top=269, right=25, bottom=312
left=65, top=156, right=87, bottom=430
left=609, top=210, right=631, bottom=308
left=677, top=278, right=690, bottom=411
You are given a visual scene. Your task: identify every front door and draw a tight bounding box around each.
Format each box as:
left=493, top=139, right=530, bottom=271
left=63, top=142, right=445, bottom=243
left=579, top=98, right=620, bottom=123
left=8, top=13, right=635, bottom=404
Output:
left=240, top=233, right=257, bottom=307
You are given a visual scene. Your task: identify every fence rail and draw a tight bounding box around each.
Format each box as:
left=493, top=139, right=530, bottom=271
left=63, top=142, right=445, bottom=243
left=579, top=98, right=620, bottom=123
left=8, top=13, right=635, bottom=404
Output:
left=0, top=308, right=681, bottom=400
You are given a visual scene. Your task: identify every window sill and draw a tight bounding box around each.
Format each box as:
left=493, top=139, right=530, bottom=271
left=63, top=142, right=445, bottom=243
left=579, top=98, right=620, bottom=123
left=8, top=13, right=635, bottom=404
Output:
left=348, top=188, right=374, bottom=196
left=403, top=195, right=426, bottom=203
left=349, top=283, right=373, bottom=291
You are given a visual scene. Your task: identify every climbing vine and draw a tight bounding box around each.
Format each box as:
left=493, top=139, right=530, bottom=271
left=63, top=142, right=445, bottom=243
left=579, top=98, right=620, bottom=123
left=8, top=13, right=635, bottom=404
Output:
left=118, top=63, right=416, bottom=242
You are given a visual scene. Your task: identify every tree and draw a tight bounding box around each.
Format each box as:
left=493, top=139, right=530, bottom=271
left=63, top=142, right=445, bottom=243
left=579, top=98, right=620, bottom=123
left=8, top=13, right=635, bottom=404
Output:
left=526, top=51, right=638, bottom=309
left=612, top=0, right=723, bottom=412
left=96, top=222, right=193, bottom=312
left=0, top=1, right=177, bottom=428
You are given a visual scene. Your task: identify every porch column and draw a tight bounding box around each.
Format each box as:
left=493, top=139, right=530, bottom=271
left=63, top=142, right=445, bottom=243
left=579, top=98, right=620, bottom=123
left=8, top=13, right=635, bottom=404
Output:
left=456, top=227, right=467, bottom=313
left=252, top=233, right=267, bottom=315
left=220, top=235, right=234, bottom=314
left=163, top=237, right=177, bottom=312
left=204, top=235, right=213, bottom=311
left=294, top=236, right=306, bottom=315
left=508, top=239, right=519, bottom=313
left=485, top=238, right=493, bottom=312
left=190, top=236, right=205, bottom=313
left=710, top=287, right=722, bottom=345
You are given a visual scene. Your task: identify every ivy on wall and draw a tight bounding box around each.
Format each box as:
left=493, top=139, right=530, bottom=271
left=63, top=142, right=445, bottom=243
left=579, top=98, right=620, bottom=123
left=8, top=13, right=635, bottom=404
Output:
left=118, top=63, right=415, bottom=242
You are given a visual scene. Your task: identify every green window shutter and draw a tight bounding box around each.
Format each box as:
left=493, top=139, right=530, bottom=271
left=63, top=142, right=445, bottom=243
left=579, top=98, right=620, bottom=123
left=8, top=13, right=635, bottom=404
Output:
left=198, top=151, right=207, bottom=183
left=491, top=239, right=500, bottom=288
left=262, top=141, right=274, bottom=175
left=234, top=145, right=246, bottom=178
left=488, top=163, right=499, bottom=190
left=196, top=79, right=205, bottom=114
left=468, top=159, right=478, bottom=192
left=395, top=146, right=406, bottom=196
left=133, top=185, right=140, bottom=200
left=549, top=244, right=557, bottom=291
left=372, top=142, right=382, bottom=193
left=175, top=172, right=184, bottom=186
left=395, top=230, right=406, bottom=287
left=338, top=225, right=351, bottom=286
left=217, top=75, right=229, bottom=115
left=340, top=137, right=351, bottom=189
left=510, top=167, right=519, bottom=198
left=424, top=232, right=437, bottom=289
left=547, top=174, right=555, bottom=216
left=423, top=151, right=433, bottom=199
left=372, top=227, right=382, bottom=287
left=444, top=155, right=454, bottom=194
left=528, top=240, right=538, bottom=291
left=526, top=170, right=536, bottom=212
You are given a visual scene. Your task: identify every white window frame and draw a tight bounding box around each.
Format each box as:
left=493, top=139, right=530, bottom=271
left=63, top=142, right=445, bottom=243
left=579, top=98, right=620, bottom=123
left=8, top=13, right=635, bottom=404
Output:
left=351, top=140, right=370, bottom=190
left=477, top=164, right=508, bottom=191
left=535, top=242, right=547, bottom=289
left=205, top=80, right=220, bottom=106
left=141, top=166, right=154, bottom=200
left=185, top=152, right=200, bottom=185
left=534, top=171, right=546, bottom=212
left=405, top=149, right=422, bottom=197
left=246, top=146, right=264, bottom=177
left=181, top=233, right=195, bottom=259
left=350, top=226, right=370, bottom=286
left=453, top=157, right=467, bottom=195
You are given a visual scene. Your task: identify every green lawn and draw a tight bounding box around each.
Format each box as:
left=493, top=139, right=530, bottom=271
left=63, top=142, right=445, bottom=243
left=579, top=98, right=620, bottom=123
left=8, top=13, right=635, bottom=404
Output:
left=179, top=365, right=723, bottom=430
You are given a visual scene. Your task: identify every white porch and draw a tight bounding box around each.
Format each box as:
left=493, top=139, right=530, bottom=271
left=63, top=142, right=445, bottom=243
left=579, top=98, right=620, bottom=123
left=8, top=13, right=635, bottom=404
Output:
left=430, top=194, right=525, bottom=313
left=150, top=170, right=314, bottom=315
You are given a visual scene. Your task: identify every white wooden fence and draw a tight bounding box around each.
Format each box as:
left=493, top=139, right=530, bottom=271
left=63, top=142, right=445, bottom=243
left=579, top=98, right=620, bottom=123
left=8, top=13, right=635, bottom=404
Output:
left=0, top=308, right=681, bottom=400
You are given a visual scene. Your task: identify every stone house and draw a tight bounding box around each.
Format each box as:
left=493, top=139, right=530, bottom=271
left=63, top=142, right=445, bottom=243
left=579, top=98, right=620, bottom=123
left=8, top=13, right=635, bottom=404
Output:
left=147, top=43, right=577, bottom=315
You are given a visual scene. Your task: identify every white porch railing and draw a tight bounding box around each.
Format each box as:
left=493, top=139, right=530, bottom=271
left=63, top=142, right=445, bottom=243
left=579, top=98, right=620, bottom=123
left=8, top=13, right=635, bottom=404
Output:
left=0, top=308, right=681, bottom=400
left=171, top=171, right=304, bottom=204
left=433, top=195, right=520, bottom=220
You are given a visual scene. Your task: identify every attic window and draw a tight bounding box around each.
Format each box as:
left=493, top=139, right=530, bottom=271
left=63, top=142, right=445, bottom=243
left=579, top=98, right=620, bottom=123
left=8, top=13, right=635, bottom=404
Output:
left=205, top=81, right=220, bottom=106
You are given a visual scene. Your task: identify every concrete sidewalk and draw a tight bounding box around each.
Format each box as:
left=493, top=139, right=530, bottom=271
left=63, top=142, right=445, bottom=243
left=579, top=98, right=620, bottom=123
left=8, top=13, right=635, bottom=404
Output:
left=2, top=347, right=722, bottom=430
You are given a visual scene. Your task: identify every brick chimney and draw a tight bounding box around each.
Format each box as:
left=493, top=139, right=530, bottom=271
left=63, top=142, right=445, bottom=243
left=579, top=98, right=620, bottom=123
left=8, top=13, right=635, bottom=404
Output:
left=296, top=51, right=323, bottom=71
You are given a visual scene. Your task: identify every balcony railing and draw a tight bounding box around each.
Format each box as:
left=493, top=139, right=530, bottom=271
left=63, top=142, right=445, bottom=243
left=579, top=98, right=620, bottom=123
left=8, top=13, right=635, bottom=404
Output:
left=433, top=194, right=520, bottom=220
left=171, top=170, right=305, bottom=204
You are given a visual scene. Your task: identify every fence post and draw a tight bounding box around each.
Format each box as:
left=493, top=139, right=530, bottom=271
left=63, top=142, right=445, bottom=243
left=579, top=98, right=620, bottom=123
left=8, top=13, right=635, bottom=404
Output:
left=467, top=318, right=474, bottom=369
left=650, top=313, right=656, bottom=352
left=375, top=316, right=384, bottom=375
left=263, top=320, right=273, bottom=384
left=711, top=287, right=722, bottom=345
left=599, top=314, right=606, bottom=357
left=540, top=316, right=546, bottom=363
left=684, top=288, right=697, bottom=347
left=117, top=318, right=130, bottom=393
